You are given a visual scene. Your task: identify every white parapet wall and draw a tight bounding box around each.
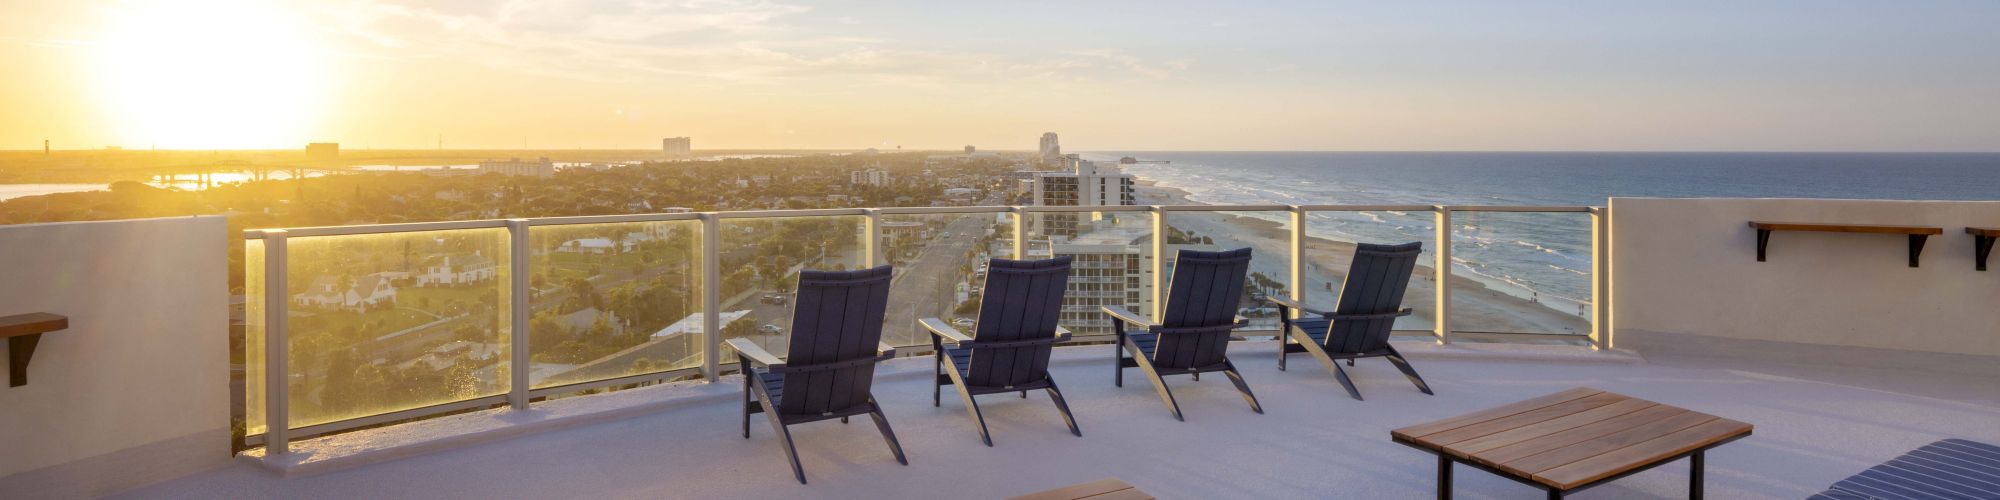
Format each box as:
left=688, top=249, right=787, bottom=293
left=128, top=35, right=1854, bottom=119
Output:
left=0, top=216, right=231, bottom=497
left=1610, top=198, right=2000, bottom=375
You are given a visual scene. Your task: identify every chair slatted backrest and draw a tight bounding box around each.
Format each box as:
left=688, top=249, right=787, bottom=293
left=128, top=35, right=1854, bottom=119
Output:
left=1155, top=248, right=1252, bottom=370
left=968, top=256, right=1072, bottom=388
left=781, top=265, right=894, bottom=416
left=1326, top=242, right=1421, bottom=354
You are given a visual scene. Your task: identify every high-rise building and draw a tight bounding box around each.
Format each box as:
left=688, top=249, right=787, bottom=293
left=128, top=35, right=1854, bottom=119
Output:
left=1029, top=155, right=1136, bottom=238
left=850, top=168, right=891, bottom=187
left=964, top=145, right=976, bottom=154
left=305, top=143, right=339, bottom=160
left=662, top=137, right=692, bottom=156
left=478, top=157, right=556, bottom=178
left=1038, top=132, right=1061, bottom=164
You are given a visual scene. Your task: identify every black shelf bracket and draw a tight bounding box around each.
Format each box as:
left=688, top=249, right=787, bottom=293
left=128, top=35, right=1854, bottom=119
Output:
left=1971, top=228, right=1997, bottom=272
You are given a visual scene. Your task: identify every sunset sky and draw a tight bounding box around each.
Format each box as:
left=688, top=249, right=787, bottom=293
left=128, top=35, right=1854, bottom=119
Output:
left=2, top=0, right=1997, bottom=151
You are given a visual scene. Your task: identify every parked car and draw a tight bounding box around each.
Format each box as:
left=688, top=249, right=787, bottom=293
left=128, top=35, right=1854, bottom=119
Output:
left=952, top=318, right=975, bottom=328
left=758, top=324, right=782, bottom=334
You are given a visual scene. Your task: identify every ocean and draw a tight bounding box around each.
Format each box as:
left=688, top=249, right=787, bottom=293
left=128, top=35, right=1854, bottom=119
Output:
left=1090, top=151, right=2000, bottom=310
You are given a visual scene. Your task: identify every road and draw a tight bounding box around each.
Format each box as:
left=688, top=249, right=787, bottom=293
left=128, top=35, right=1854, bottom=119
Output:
left=882, top=214, right=991, bottom=346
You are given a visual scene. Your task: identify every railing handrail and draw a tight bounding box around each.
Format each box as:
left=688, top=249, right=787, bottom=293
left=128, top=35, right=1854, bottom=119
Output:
left=242, top=204, right=1602, bottom=238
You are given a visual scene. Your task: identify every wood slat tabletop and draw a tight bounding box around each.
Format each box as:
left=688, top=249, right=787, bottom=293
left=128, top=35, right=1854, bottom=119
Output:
left=1011, top=478, right=1154, bottom=500
left=1393, top=388, right=1752, bottom=491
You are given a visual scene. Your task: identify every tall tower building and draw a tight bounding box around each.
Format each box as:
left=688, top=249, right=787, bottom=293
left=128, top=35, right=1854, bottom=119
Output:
left=1038, top=132, right=1061, bottom=165
left=662, top=137, right=692, bottom=156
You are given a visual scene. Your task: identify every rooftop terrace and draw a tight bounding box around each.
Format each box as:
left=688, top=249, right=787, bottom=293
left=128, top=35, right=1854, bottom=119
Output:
left=122, top=343, right=2000, bottom=499
left=4, top=197, right=1999, bottom=498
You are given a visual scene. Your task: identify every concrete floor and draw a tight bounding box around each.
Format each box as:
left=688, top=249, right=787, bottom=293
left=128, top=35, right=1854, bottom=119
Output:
left=122, top=342, right=2000, bottom=499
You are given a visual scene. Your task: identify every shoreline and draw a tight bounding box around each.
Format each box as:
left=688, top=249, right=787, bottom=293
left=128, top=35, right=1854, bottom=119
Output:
left=1131, top=178, right=1592, bottom=336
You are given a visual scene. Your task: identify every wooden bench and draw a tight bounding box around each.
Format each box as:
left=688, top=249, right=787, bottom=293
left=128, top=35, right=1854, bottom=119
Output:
left=1748, top=221, right=1943, bottom=267
left=1393, top=388, right=1752, bottom=499
left=1010, top=478, right=1153, bottom=500
left=1969, top=227, right=1998, bottom=271
left=2, top=312, right=68, bottom=387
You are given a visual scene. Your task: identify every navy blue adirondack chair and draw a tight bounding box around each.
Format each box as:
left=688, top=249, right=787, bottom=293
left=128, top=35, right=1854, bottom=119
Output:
left=919, top=256, right=1081, bottom=446
left=1809, top=439, right=2000, bottom=499
left=725, top=265, right=905, bottom=484
left=1268, top=241, right=1433, bottom=400
left=1103, top=247, right=1264, bottom=421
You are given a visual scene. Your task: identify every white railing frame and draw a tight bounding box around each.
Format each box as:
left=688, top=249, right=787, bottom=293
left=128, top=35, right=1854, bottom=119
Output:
left=239, top=203, right=1607, bottom=452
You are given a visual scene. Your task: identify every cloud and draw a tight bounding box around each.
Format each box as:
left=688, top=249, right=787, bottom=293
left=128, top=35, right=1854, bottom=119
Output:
left=313, top=0, right=1186, bottom=88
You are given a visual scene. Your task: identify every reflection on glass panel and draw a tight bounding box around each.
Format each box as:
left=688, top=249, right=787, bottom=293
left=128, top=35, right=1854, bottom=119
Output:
left=1163, top=211, right=1291, bottom=332
left=1448, top=212, right=1593, bottom=335
left=244, top=239, right=266, bottom=435
left=719, top=216, right=867, bottom=358
left=528, top=221, right=702, bottom=389
left=252, top=228, right=512, bottom=431
left=1025, top=210, right=1153, bottom=338
left=879, top=212, right=1016, bottom=348
left=1302, top=210, right=1438, bottom=332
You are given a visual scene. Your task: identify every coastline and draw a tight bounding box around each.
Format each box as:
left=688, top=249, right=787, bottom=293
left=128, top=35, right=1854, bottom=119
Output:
left=1131, top=179, right=1592, bottom=336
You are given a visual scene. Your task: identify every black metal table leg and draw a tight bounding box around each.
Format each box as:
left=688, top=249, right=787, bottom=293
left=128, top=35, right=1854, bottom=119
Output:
left=1547, top=488, right=1563, bottom=499
left=1690, top=449, right=1705, bottom=500
left=1438, top=455, right=1452, bottom=500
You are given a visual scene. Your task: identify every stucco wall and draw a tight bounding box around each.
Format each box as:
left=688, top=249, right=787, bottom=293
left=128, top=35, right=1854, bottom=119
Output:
left=0, top=216, right=231, bottom=497
left=1610, top=198, right=2000, bottom=369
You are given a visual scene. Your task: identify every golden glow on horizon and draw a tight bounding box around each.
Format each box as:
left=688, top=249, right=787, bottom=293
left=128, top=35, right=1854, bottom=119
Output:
left=92, top=0, right=325, bottom=149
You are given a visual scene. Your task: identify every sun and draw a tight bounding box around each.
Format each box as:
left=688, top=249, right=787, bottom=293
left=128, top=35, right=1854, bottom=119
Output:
left=92, top=0, right=327, bottom=150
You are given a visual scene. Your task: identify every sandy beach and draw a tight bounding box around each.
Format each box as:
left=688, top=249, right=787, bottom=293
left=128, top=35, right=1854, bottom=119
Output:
left=1133, top=180, right=1592, bottom=337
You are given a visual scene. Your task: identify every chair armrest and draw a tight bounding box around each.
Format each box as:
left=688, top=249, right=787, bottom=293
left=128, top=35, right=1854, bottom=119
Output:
left=878, top=343, right=897, bottom=358
left=724, top=338, right=785, bottom=370
left=918, top=317, right=974, bottom=344
left=1265, top=295, right=1331, bottom=317
left=1053, top=325, right=1073, bottom=343
left=1100, top=306, right=1158, bottom=329
left=1329, top=308, right=1415, bottom=321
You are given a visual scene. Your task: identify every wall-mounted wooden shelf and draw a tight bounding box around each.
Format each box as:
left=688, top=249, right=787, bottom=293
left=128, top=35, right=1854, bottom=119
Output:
left=2, top=312, right=68, bottom=387
left=1970, top=227, right=1999, bottom=271
left=1748, top=221, right=1944, bottom=268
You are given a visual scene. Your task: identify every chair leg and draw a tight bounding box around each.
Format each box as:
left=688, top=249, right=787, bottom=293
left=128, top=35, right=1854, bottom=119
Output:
left=868, top=398, right=908, bottom=465
left=1045, top=378, right=1082, bottom=437
left=933, top=351, right=943, bottom=407
left=1222, top=361, right=1264, bottom=414
left=768, top=414, right=806, bottom=484
left=956, top=386, right=993, bottom=447
left=1331, top=361, right=1363, bottom=401
left=1020, top=391, right=1027, bottom=398
left=1385, top=346, right=1434, bottom=395
left=1278, top=333, right=1289, bottom=371
left=1128, top=342, right=1183, bottom=421
left=1112, top=329, right=1126, bottom=388
left=740, top=360, right=754, bottom=439
left=1192, top=372, right=1200, bottom=381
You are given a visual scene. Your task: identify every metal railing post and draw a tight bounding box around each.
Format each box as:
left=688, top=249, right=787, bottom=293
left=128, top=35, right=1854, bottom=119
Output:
left=862, top=209, right=881, bottom=268
left=506, top=220, right=531, bottom=408
left=1149, top=206, right=1167, bottom=320
left=1009, top=206, right=1026, bottom=259
left=700, top=213, right=722, bottom=382
left=1432, top=206, right=1452, bottom=345
left=261, top=230, right=290, bottom=454
left=1289, top=207, right=1307, bottom=322
left=1590, top=206, right=1612, bottom=350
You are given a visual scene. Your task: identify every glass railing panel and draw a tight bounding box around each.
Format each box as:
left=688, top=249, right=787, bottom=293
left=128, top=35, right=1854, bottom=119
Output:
left=1162, top=210, right=1292, bottom=332
left=719, top=216, right=867, bottom=358
left=526, top=221, right=702, bottom=389
left=879, top=212, right=1016, bottom=348
left=244, top=238, right=266, bottom=435
left=248, top=227, right=512, bottom=432
left=1447, top=211, right=1593, bottom=335
left=1301, top=209, right=1438, bottom=331
left=1032, top=210, right=1154, bottom=338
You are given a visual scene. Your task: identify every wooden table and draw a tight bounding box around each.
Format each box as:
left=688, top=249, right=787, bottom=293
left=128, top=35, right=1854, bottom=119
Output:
left=1010, top=478, right=1153, bottom=500
left=1392, top=388, right=1751, bottom=499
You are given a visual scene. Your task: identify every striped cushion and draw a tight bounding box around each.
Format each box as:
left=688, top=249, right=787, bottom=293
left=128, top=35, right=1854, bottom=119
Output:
left=1817, top=439, right=2000, bottom=500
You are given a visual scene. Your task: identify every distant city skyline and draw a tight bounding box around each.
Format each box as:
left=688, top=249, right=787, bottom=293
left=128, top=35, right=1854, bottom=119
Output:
left=2, top=1, right=1997, bottom=152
